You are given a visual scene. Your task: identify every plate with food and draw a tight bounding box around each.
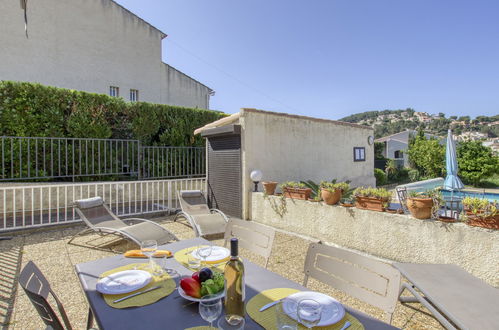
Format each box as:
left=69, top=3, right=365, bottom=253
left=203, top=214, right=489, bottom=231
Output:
left=179, top=267, right=225, bottom=302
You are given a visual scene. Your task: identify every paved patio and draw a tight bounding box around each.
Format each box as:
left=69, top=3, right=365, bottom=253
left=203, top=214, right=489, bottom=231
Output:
left=0, top=216, right=443, bottom=329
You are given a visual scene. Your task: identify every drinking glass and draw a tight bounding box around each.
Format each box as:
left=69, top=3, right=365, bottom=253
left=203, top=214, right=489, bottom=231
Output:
left=197, top=245, right=213, bottom=265
left=276, top=299, right=298, bottom=330
left=296, top=299, right=322, bottom=328
left=187, top=254, right=201, bottom=270
left=140, top=240, right=157, bottom=272
left=199, top=295, right=222, bottom=328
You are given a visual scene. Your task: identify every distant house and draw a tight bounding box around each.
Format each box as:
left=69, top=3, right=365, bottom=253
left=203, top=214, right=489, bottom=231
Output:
left=0, top=0, right=213, bottom=109
left=375, top=130, right=440, bottom=167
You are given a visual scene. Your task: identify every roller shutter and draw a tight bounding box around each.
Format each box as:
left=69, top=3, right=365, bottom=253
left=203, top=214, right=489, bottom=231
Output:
left=207, top=134, right=242, bottom=218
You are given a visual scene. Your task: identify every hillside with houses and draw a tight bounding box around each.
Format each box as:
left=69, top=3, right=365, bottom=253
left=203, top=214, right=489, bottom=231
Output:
left=340, top=108, right=499, bottom=142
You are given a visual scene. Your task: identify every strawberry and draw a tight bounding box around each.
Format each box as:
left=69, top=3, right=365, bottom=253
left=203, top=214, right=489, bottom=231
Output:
left=192, top=272, right=200, bottom=283
left=180, top=277, right=201, bottom=298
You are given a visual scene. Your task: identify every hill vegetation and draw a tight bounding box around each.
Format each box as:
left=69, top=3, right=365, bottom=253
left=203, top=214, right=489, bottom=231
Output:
left=340, top=108, right=499, bottom=139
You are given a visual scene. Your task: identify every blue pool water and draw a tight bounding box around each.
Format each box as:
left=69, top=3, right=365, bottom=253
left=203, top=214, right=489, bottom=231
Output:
left=399, top=178, right=499, bottom=202
left=441, top=190, right=499, bottom=202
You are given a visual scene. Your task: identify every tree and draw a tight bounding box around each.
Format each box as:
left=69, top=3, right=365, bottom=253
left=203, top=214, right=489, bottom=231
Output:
left=374, top=142, right=385, bottom=160
left=407, top=135, right=445, bottom=178
left=457, top=141, right=498, bottom=186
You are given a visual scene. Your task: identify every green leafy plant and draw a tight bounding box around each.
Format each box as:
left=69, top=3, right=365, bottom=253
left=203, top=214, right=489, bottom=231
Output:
left=462, top=197, right=498, bottom=217
left=374, top=168, right=387, bottom=186
left=353, top=187, right=392, bottom=202
left=279, top=181, right=306, bottom=189
left=320, top=181, right=349, bottom=192
left=407, top=135, right=445, bottom=179
left=457, top=141, right=499, bottom=187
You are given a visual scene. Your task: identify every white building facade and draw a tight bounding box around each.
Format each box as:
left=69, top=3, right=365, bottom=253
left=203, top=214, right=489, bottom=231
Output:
left=0, top=0, right=213, bottom=108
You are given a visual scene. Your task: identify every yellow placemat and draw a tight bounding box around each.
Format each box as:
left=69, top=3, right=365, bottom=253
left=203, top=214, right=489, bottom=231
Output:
left=174, top=246, right=228, bottom=272
left=246, top=288, right=365, bottom=330
left=100, top=263, right=176, bottom=309
left=184, top=327, right=212, bottom=330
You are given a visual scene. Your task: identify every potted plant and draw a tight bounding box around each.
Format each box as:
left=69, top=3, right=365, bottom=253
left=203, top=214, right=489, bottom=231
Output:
left=462, top=197, right=499, bottom=230
left=320, top=181, right=350, bottom=205
left=280, top=181, right=312, bottom=200
left=262, top=181, right=278, bottom=195
left=353, top=187, right=391, bottom=212
left=406, top=189, right=441, bottom=220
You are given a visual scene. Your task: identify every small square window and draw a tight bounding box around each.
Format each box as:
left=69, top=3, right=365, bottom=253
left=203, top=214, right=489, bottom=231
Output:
left=130, top=89, right=139, bottom=102
left=354, top=147, right=366, bottom=162
left=109, top=86, right=119, bottom=97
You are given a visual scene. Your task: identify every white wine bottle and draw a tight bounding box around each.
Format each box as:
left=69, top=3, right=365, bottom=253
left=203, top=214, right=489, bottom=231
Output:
left=224, top=238, right=245, bottom=325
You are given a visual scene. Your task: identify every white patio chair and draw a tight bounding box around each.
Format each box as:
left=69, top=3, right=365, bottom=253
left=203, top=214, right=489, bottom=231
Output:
left=303, top=242, right=401, bottom=324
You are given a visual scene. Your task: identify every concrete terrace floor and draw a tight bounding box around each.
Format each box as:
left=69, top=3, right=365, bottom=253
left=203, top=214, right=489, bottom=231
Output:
left=0, top=216, right=444, bottom=329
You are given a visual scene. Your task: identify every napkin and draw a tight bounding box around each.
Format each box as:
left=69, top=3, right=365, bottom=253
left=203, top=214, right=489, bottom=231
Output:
left=124, top=250, right=172, bottom=258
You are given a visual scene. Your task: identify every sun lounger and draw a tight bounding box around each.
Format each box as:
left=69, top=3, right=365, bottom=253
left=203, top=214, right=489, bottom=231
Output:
left=395, top=263, right=499, bottom=329
left=174, top=190, right=229, bottom=237
left=69, top=197, right=178, bottom=248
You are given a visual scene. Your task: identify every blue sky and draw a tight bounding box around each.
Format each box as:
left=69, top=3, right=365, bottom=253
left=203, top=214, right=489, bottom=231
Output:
left=115, top=0, right=499, bottom=119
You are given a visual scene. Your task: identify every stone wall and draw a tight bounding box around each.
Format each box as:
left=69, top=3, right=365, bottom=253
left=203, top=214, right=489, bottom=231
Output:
left=251, top=192, right=499, bottom=287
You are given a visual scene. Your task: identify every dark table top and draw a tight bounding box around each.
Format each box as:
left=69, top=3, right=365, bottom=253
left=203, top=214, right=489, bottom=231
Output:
left=75, top=238, right=398, bottom=329
left=394, top=263, right=499, bottom=330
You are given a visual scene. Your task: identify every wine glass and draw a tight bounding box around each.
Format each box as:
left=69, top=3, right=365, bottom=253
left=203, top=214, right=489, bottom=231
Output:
left=197, top=244, right=213, bottom=265
left=296, top=299, right=322, bottom=328
left=199, top=295, right=222, bottom=328
left=140, top=240, right=157, bottom=272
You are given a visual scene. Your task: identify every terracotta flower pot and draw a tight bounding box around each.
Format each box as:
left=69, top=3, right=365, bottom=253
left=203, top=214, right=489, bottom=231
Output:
left=355, top=196, right=385, bottom=212
left=340, top=202, right=354, bottom=207
left=439, top=216, right=456, bottom=223
left=467, top=214, right=499, bottom=230
left=262, top=181, right=278, bottom=195
left=321, top=188, right=342, bottom=205
left=407, top=197, right=433, bottom=219
left=282, top=187, right=312, bottom=200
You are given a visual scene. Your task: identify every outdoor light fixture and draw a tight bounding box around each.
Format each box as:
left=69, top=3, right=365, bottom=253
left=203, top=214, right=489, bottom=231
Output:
left=250, top=170, right=263, bottom=192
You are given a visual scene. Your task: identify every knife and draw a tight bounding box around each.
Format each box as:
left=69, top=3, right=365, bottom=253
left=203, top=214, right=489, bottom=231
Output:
left=113, top=285, right=161, bottom=303
left=259, top=298, right=284, bottom=312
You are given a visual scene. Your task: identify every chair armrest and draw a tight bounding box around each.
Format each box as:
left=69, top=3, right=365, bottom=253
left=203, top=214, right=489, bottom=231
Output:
left=210, top=209, right=229, bottom=223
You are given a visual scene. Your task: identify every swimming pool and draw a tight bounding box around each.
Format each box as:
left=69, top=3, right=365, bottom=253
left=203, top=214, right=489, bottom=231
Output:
left=441, top=190, right=499, bottom=202
left=397, top=178, right=499, bottom=202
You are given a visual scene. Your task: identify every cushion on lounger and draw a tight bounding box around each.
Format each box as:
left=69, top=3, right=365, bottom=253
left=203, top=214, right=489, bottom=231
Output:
left=75, top=197, right=104, bottom=209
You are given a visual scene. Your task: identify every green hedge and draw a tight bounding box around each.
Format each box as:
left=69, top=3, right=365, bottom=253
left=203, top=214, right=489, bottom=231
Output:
left=0, top=81, right=226, bottom=146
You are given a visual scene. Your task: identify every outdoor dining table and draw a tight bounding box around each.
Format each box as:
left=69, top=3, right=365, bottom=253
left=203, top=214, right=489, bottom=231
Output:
left=75, top=237, right=399, bottom=329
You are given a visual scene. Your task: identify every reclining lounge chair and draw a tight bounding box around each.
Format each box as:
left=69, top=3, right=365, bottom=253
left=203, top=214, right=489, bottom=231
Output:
left=174, top=190, right=229, bottom=237
left=69, top=197, right=178, bottom=249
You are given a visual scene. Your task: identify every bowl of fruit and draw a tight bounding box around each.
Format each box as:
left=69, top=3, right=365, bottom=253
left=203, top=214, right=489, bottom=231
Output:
left=179, top=267, right=225, bottom=302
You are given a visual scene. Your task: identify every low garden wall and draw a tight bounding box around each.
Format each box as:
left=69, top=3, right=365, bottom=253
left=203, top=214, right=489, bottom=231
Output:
left=250, top=192, right=499, bottom=287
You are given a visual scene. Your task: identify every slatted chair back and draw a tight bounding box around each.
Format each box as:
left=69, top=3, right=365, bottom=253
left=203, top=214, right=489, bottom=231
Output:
left=19, top=261, right=72, bottom=330
left=178, top=190, right=211, bottom=215
left=396, top=187, right=409, bottom=214
left=224, top=219, right=275, bottom=268
left=75, top=197, right=125, bottom=229
left=303, top=243, right=401, bottom=324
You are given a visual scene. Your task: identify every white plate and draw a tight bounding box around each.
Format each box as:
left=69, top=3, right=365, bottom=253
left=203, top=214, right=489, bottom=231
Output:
left=191, top=246, right=230, bottom=263
left=178, top=285, right=225, bottom=302
left=282, top=291, right=345, bottom=327
left=96, top=270, right=152, bottom=295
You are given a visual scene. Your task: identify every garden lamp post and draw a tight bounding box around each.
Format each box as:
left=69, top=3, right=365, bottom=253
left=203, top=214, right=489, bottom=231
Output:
left=250, top=170, right=263, bottom=192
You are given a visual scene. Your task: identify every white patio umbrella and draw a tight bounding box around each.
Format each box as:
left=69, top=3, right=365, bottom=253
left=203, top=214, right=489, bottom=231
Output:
left=443, top=129, right=464, bottom=192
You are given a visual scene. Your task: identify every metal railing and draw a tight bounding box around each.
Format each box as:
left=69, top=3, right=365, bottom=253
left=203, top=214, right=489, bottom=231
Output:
left=0, top=136, right=205, bottom=181
left=0, top=178, right=206, bottom=231
left=140, top=146, right=205, bottom=179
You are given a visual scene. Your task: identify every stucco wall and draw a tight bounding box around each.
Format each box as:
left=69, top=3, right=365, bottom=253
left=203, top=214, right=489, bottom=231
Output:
left=240, top=109, right=375, bottom=219
left=251, top=193, right=499, bottom=287
left=0, top=0, right=211, bottom=108
left=160, top=64, right=210, bottom=109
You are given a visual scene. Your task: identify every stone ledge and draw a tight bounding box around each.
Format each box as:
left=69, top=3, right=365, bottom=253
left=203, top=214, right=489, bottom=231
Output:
left=250, top=192, right=499, bottom=287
